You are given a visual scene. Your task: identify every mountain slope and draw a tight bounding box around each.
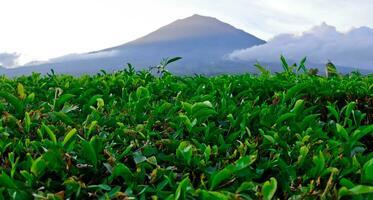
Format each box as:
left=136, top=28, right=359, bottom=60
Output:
left=3, top=14, right=266, bottom=76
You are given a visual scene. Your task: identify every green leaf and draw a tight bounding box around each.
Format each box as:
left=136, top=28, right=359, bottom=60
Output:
left=263, top=135, right=275, bottom=144
left=297, top=57, right=308, bottom=73
left=339, top=185, right=373, bottom=197
left=60, top=105, right=79, bottom=113
left=297, top=146, right=309, bottom=165
left=200, top=190, right=230, bottom=200
left=42, top=123, right=57, bottom=144
left=31, top=157, right=47, bottom=178
left=147, top=156, right=157, bottom=165
left=210, top=166, right=233, bottom=190
left=275, top=113, right=296, bottom=125
left=204, top=145, right=211, bottom=161
left=0, top=91, right=25, bottom=117
left=175, top=177, right=191, bottom=200
left=352, top=125, right=373, bottom=142
left=56, top=94, right=75, bottom=110
left=191, top=101, right=217, bottom=121
left=133, top=151, right=147, bottom=164
left=181, top=102, right=192, bottom=114
left=254, top=63, right=271, bottom=76
left=362, top=158, right=373, bottom=183
left=349, top=185, right=373, bottom=195
left=344, top=102, right=356, bottom=122
left=176, top=142, right=193, bottom=166
left=311, top=151, right=326, bottom=177
left=280, top=55, right=289, bottom=72
left=109, top=163, right=133, bottom=183
left=81, top=140, right=97, bottom=168
left=52, top=111, right=74, bottom=125
left=236, top=181, right=256, bottom=193
left=262, top=177, right=277, bottom=200
left=87, top=184, right=111, bottom=191
left=179, top=114, right=193, bottom=131
left=136, top=86, right=150, bottom=99
left=340, top=178, right=355, bottom=189
left=327, top=104, right=340, bottom=122
left=336, top=123, right=349, bottom=141
left=0, top=172, right=17, bottom=189
left=24, top=111, right=31, bottom=133
left=165, top=57, right=182, bottom=65
left=84, top=94, right=103, bottom=111
left=17, top=83, right=26, bottom=100
left=285, top=83, right=308, bottom=101
left=234, top=155, right=256, bottom=171
left=62, top=128, right=77, bottom=148
left=26, top=92, right=35, bottom=102
left=291, top=99, right=304, bottom=115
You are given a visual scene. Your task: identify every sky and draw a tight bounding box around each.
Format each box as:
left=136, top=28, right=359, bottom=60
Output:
left=1, top=0, right=373, bottom=67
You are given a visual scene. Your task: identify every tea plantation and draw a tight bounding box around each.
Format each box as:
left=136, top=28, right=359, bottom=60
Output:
left=0, top=63, right=373, bottom=199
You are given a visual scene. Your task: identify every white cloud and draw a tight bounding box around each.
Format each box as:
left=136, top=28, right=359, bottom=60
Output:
left=229, top=23, right=373, bottom=69
left=0, top=52, right=21, bottom=68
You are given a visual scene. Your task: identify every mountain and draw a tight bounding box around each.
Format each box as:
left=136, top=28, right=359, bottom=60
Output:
left=2, top=14, right=266, bottom=76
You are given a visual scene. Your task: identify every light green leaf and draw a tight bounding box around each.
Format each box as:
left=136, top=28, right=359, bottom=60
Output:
left=176, top=141, right=193, bottom=166
left=42, top=123, right=57, bottom=144
left=336, top=123, right=349, bottom=141
left=339, top=185, right=373, bottom=197
left=17, top=83, right=26, bottom=100
left=62, top=128, right=77, bottom=148
left=31, top=157, right=46, bottom=178
left=175, top=177, right=191, bottom=200
left=262, top=177, right=277, bottom=200
left=87, top=184, right=111, bottom=191
left=24, top=111, right=31, bottom=133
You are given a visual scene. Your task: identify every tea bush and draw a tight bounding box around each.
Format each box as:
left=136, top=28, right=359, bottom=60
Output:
left=0, top=64, right=372, bottom=199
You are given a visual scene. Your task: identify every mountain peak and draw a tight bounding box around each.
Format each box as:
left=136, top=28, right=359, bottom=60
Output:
left=92, top=14, right=265, bottom=60
left=191, top=14, right=206, bottom=17
left=120, top=14, right=265, bottom=47
left=185, top=14, right=217, bottom=21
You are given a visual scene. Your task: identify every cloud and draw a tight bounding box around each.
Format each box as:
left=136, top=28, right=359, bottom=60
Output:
left=229, top=23, right=373, bottom=69
left=0, top=52, right=21, bottom=68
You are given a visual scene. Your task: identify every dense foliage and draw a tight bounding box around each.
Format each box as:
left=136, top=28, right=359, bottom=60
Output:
left=0, top=63, right=373, bottom=199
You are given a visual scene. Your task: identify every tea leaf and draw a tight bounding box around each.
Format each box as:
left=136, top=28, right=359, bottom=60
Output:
left=42, top=123, right=57, bottom=144
left=262, top=177, right=277, bottom=200
left=81, top=140, right=97, bottom=168
left=362, top=158, right=373, bottom=183
left=17, top=83, right=26, bottom=100
left=62, top=128, right=77, bottom=148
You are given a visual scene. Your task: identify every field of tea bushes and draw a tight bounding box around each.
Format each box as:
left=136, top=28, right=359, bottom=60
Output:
left=0, top=65, right=373, bottom=199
